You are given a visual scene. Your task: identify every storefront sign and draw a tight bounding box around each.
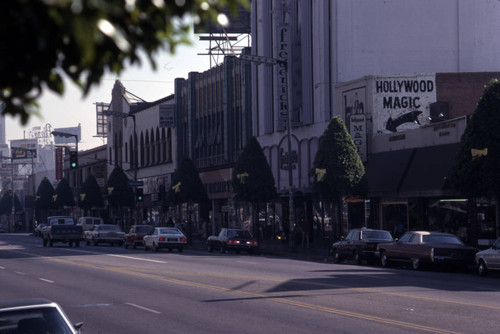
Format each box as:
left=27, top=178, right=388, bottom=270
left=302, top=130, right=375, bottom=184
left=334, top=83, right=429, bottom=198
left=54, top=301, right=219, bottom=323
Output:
left=373, top=74, right=436, bottom=134
left=343, top=87, right=367, bottom=162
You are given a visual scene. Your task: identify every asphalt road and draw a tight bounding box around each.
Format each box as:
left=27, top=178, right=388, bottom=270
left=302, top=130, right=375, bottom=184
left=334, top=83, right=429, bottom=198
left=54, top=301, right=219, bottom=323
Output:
left=1, top=234, right=499, bottom=334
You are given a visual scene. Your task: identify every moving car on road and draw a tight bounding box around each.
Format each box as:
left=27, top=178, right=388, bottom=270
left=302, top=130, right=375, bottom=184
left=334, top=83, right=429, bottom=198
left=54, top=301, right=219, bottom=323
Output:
left=0, top=298, right=82, bottom=333
left=143, top=227, right=187, bottom=252
left=376, top=231, right=477, bottom=270
left=84, top=224, right=125, bottom=246
left=207, top=228, right=259, bottom=254
left=332, top=228, right=393, bottom=264
left=475, top=237, right=500, bottom=276
left=123, top=225, right=153, bottom=249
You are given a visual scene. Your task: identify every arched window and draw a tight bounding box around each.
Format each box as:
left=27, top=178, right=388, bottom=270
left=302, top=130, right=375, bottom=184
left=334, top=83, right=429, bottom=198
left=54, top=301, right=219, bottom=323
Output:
left=129, top=134, right=134, bottom=170
left=161, top=128, right=166, bottom=162
left=140, top=132, right=145, bottom=167
left=145, top=131, right=150, bottom=165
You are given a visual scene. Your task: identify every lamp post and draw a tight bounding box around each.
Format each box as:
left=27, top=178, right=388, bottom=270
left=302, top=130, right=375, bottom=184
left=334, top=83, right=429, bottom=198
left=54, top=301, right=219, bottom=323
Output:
left=240, top=54, right=296, bottom=250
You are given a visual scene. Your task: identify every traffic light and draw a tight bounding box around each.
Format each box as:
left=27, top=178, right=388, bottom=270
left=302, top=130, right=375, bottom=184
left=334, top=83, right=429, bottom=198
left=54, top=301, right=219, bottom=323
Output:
left=136, top=188, right=143, bottom=202
left=69, top=151, right=78, bottom=169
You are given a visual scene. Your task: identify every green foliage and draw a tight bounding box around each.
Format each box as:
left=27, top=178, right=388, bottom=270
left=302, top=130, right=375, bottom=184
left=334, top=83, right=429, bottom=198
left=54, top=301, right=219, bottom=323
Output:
left=312, top=116, right=365, bottom=201
left=0, top=0, right=248, bottom=124
left=35, top=177, right=56, bottom=211
left=54, top=178, right=75, bottom=208
left=79, top=174, right=104, bottom=211
left=106, top=167, right=134, bottom=208
left=450, top=79, right=500, bottom=197
left=169, top=157, right=208, bottom=205
left=232, top=137, right=277, bottom=203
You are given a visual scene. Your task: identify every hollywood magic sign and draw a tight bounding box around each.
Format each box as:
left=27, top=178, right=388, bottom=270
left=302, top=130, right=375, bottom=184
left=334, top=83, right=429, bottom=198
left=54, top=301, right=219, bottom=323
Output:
left=373, top=74, right=436, bottom=134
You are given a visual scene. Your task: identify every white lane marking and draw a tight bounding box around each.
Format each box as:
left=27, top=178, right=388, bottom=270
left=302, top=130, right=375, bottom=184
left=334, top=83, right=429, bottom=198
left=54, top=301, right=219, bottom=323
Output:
left=126, top=303, right=161, bottom=314
left=108, top=254, right=167, bottom=264
left=39, top=278, right=54, bottom=283
left=236, top=261, right=256, bottom=265
left=14, top=271, right=25, bottom=275
left=0, top=266, right=4, bottom=269
left=63, top=248, right=167, bottom=263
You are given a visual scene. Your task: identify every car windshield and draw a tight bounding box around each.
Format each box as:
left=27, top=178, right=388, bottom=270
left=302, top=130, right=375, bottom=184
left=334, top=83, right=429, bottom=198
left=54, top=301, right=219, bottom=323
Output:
left=228, top=230, right=252, bottom=238
left=0, top=307, right=74, bottom=334
left=158, top=228, right=182, bottom=235
left=422, top=235, right=463, bottom=245
left=136, top=226, right=153, bottom=233
left=100, top=225, right=121, bottom=231
left=361, top=230, right=393, bottom=241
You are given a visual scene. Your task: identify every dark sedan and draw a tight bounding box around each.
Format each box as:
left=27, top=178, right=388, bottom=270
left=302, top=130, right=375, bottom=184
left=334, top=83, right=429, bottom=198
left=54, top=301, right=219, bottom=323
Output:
left=332, top=228, right=393, bottom=264
left=207, top=228, right=259, bottom=254
left=377, top=231, right=478, bottom=270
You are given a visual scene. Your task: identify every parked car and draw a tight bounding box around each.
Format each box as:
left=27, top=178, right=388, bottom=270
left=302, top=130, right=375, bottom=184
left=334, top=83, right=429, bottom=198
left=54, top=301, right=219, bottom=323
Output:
left=0, top=298, right=83, bottom=333
left=475, top=237, right=500, bottom=276
left=123, top=225, right=154, bottom=249
left=0, top=223, right=5, bottom=233
left=332, top=227, right=393, bottom=264
left=376, top=231, right=478, bottom=270
left=84, top=224, right=125, bottom=246
left=41, top=216, right=83, bottom=247
left=143, top=227, right=187, bottom=252
left=77, top=216, right=103, bottom=232
left=207, top=228, right=259, bottom=254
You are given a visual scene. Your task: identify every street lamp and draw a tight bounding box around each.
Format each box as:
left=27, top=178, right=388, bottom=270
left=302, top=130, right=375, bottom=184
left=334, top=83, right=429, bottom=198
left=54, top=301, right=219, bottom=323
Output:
left=240, top=54, right=296, bottom=250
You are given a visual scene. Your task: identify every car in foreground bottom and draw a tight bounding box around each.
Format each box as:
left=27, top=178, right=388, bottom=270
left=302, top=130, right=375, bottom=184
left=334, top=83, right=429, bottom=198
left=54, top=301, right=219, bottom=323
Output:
left=143, top=227, right=187, bottom=252
left=0, top=298, right=82, bottom=333
left=475, top=237, right=500, bottom=276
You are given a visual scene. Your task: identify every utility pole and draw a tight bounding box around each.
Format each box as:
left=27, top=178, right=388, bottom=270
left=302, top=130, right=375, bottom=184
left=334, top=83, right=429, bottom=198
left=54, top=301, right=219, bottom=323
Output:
left=240, top=54, right=296, bottom=250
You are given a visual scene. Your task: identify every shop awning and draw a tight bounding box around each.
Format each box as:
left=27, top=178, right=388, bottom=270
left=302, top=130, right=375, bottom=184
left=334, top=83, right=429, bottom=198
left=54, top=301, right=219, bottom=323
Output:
left=365, top=148, right=415, bottom=197
left=365, top=143, right=461, bottom=198
left=398, top=143, right=460, bottom=197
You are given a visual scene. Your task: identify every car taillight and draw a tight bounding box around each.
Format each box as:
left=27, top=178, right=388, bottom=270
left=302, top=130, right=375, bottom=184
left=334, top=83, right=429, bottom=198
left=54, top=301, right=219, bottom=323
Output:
left=228, top=240, right=240, bottom=244
left=181, top=237, right=187, bottom=242
left=159, top=237, right=165, bottom=241
left=248, top=241, right=258, bottom=246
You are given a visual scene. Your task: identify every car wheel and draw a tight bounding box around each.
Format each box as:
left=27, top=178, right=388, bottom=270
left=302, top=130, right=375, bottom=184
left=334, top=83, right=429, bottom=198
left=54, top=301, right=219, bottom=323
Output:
left=381, top=251, right=390, bottom=267
left=49, top=239, right=53, bottom=247
left=208, top=245, right=214, bottom=253
left=69, top=241, right=73, bottom=248
left=132, top=243, right=137, bottom=250
left=477, top=260, right=488, bottom=277
left=75, top=241, right=80, bottom=248
left=333, top=249, right=342, bottom=264
left=220, top=245, right=227, bottom=254
left=354, top=251, right=361, bottom=265
left=43, top=238, right=47, bottom=247
left=412, top=258, right=421, bottom=270
left=124, top=243, right=129, bottom=249
left=86, top=240, right=90, bottom=246
left=143, top=242, right=148, bottom=251
left=178, top=248, right=183, bottom=253
left=154, top=243, right=159, bottom=252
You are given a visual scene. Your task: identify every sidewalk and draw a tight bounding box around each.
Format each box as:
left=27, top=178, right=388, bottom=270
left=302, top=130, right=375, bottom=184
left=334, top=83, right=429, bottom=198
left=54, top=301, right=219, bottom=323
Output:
left=190, top=236, right=332, bottom=262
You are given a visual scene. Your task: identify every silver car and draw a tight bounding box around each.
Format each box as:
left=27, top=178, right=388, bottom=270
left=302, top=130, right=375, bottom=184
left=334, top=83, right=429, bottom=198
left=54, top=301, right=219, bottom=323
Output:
left=0, top=298, right=82, bottom=333
left=143, top=227, right=187, bottom=252
left=476, top=237, right=500, bottom=276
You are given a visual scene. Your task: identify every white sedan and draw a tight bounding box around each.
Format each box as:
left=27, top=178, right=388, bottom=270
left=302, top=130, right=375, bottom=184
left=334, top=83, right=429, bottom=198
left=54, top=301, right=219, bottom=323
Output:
left=143, top=227, right=187, bottom=252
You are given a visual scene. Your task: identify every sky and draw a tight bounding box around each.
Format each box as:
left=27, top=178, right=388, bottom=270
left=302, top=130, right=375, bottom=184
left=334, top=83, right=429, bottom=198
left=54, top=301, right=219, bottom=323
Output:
left=5, top=36, right=214, bottom=151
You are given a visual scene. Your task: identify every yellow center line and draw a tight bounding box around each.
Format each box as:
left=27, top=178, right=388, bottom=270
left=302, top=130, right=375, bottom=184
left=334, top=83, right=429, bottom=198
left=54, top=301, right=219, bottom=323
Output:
left=44, top=257, right=462, bottom=334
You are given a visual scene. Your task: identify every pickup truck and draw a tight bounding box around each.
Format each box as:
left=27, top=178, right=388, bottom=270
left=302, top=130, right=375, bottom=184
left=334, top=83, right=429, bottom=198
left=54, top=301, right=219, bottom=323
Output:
left=207, top=228, right=259, bottom=254
left=41, top=216, right=83, bottom=247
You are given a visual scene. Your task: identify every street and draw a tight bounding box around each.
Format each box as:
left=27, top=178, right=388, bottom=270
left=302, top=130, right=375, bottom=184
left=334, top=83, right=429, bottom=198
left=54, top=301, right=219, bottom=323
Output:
left=1, top=234, right=499, bottom=334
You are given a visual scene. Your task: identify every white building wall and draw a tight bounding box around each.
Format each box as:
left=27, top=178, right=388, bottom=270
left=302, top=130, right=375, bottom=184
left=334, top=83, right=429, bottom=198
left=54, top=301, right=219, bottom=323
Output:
left=252, top=0, right=500, bottom=193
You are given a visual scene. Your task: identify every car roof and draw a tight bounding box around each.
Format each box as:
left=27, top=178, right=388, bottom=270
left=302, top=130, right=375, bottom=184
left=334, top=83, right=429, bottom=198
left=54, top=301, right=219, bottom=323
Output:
left=408, top=231, right=455, bottom=236
left=0, top=298, right=55, bottom=311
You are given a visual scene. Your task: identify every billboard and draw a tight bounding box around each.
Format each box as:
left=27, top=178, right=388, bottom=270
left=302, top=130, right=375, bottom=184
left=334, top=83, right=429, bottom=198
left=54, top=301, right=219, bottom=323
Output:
left=53, top=124, right=81, bottom=145
left=10, top=138, right=38, bottom=164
